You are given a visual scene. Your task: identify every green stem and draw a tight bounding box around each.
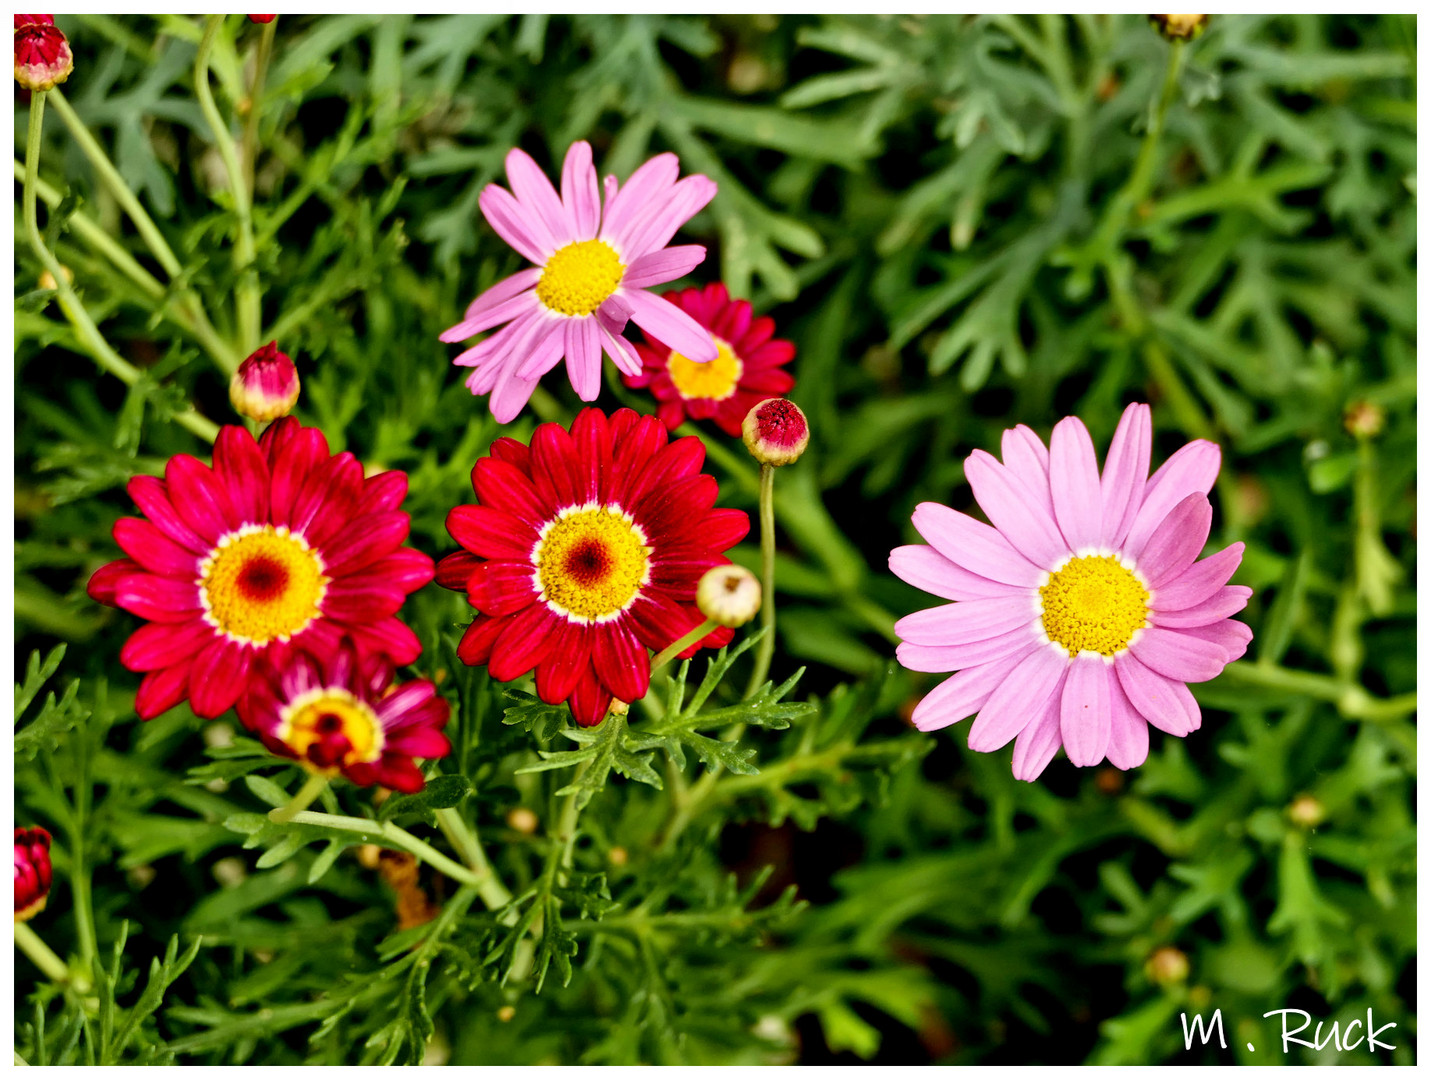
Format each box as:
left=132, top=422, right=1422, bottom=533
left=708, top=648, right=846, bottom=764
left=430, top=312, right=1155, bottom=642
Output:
left=650, top=618, right=718, bottom=677
left=745, top=463, right=778, bottom=696
left=241, top=17, right=277, bottom=194
left=14, top=922, right=71, bottom=985
left=434, top=807, right=513, bottom=910
left=22, top=95, right=220, bottom=444
left=269, top=773, right=329, bottom=824
left=272, top=809, right=493, bottom=890
left=1217, top=661, right=1416, bottom=723
left=195, top=14, right=261, bottom=354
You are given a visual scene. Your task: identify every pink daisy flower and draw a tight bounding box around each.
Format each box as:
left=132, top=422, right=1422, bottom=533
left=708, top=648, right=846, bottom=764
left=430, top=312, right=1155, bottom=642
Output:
left=439, top=141, right=719, bottom=423
left=890, top=403, right=1252, bottom=781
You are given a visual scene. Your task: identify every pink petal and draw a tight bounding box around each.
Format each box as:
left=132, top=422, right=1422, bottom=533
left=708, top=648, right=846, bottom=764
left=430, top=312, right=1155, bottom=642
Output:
left=513, top=322, right=568, bottom=381
left=1123, top=440, right=1221, bottom=556
left=600, top=153, right=680, bottom=251
left=1136, top=493, right=1212, bottom=588
left=561, top=140, right=600, bottom=241
left=1000, top=425, right=1053, bottom=521
left=1151, top=586, right=1252, bottom=628
left=1059, top=655, right=1111, bottom=767
left=624, top=289, right=718, bottom=362
left=896, top=629, right=1038, bottom=674
left=909, top=503, right=1043, bottom=588
left=1128, top=626, right=1228, bottom=683
left=964, top=450, right=1069, bottom=570
left=895, top=597, right=1037, bottom=647
left=1177, top=619, right=1253, bottom=663
left=440, top=289, right=541, bottom=343
left=598, top=316, right=644, bottom=377
left=564, top=316, right=602, bottom=401
left=618, top=174, right=717, bottom=260
left=488, top=364, right=541, bottom=425
left=1114, top=653, right=1197, bottom=736
left=1101, top=403, right=1151, bottom=549
left=505, top=146, right=572, bottom=249
left=967, top=644, right=1068, bottom=752
left=889, top=545, right=1026, bottom=602
left=1104, top=673, right=1150, bottom=770
left=1049, top=417, right=1102, bottom=552
left=909, top=660, right=1018, bottom=731
left=622, top=245, right=708, bottom=290
left=463, top=267, right=543, bottom=322
left=1011, top=684, right=1065, bottom=781
left=1151, top=543, right=1245, bottom=611
left=479, top=183, right=553, bottom=265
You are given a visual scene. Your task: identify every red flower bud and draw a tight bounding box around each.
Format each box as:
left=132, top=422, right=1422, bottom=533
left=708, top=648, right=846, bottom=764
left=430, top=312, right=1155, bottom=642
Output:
left=741, top=397, right=809, bottom=467
left=247, top=14, right=277, bottom=23
left=14, top=14, right=72, bottom=92
left=230, top=341, right=300, bottom=422
left=14, top=827, right=52, bottom=923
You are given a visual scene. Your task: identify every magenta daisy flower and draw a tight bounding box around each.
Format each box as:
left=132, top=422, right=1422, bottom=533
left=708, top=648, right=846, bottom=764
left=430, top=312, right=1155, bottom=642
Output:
left=87, top=420, right=434, bottom=721
left=239, top=643, right=450, bottom=795
left=435, top=407, right=748, bottom=727
left=890, top=403, right=1252, bottom=780
left=439, top=141, right=719, bottom=423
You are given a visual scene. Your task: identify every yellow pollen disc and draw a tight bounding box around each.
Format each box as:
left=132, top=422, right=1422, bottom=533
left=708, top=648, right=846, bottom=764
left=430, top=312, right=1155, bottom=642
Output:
left=534, top=504, right=651, bottom=623
left=198, top=525, right=328, bottom=646
left=278, top=688, right=383, bottom=773
left=535, top=240, right=625, bottom=317
left=1039, top=554, right=1150, bottom=657
left=667, top=336, right=744, bottom=401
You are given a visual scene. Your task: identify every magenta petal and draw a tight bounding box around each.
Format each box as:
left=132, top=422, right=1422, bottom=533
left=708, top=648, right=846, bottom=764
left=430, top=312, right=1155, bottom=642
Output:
left=1123, top=440, right=1221, bottom=556
left=479, top=183, right=553, bottom=265
left=909, top=503, right=1043, bottom=587
left=1152, top=586, right=1252, bottom=628
left=624, top=289, right=718, bottom=362
left=561, top=140, right=600, bottom=241
left=967, top=645, right=1067, bottom=753
left=1129, top=626, right=1228, bottom=683
left=964, top=451, right=1069, bottom=570
left=895, top=597, right=1037, bottom=647
left=600, top=153, right=680, bottom=249
left=514, top=322, right=567, bottom=381
left=1137, top=493, right=1213, bottom=588
left=488, top=364, right=541, bottom=424
left=888, top=545, right=1025, bottom=602
left=461, top=267, right=543, bottom=323
left=1152, top=543, right=1244, bottom=610
left=896, top=629, right=1037, bottom=674
left=910, top=660, right=1016, bottom=731
left=564, top=317, right=602, bottom=401
left=1177, top=619, right=1253, bottom=663
left=1049, top=417, right=1103, bottom=552
left=622, top=245, right=707, bottom=290
left=1114, top=653, right=1197, bottom=736
left=1001, top=425, right=1054, bottom=521
left=619, top=175, right=717, bottom=260
left=1059, top=656, right=1111, bottom=767
left=1011, top=685, right=1066, bottom=782
left=505, top=146, right=572, bottom=249
left=597, top=316, right=644, bottom=377
left=1104, top=672, right=1150, bottom=770
left=440, top=289, right=542, bottom=343
left=1101, top=403, right=1151, bottom=549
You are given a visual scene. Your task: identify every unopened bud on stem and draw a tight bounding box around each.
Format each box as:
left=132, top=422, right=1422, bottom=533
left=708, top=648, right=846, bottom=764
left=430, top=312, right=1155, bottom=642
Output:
left=742, top=398, right=809, bottom=467
left=230, top=340, right=300, bottom=422
left=696, top=564, right=762, bottom=628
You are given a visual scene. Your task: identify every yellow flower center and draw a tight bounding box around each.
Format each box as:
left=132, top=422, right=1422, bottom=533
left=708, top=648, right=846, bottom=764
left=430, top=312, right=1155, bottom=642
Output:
left=667, top=336, right=744, bottom=401
left=278, top=688, right=383, bottom=773
left=198, top=525, right=328, bottom=646
left=535, top=240, right=625, bottom=317
left=1039, top=554, right=1150, bottom=657
left=534, top=504, right=651, bottom=623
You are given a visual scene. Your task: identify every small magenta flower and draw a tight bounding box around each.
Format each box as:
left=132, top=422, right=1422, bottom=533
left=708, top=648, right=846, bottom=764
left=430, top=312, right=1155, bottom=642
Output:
left=14, top=827, right=52, bottom=923
left=742, top=398, right=809, bottom=467
left=440, top=141, right=718, bottom=423
left=890, top=403, right=1252, bottom=781
left=230, top=341, right=300, bottom=422
left=696, top=564, right=762, bottom=628
left=14, top=15, right=72, bottom=92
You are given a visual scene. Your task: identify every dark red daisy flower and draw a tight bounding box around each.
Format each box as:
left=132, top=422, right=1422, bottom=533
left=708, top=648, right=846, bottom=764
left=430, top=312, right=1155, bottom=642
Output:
left=14, top=826, right=52, bottom=923
left=87, top=420, right=433, bottom=721
left=436, top=407, right=749, bottom=726
left=14, top=14, right=71, bottom=92
left=622, top=283, right=796, bottom=437
left=239, top=643, right=450, bottom=795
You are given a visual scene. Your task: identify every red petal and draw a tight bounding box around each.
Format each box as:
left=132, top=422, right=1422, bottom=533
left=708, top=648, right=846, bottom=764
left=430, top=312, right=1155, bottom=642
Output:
left=321, top=512, right=411, bottom=576
left=128, top=475, right=208, bottom=553
left=436, top=551, right=483, bottom=592
left=456, top=616, right=505, bottom=667
left=467, top=561, right=538, bottom=616
left=165, top=455, right=237, bottom=543
left=488, top=604, right=557, bottom=682
left=212, top=425, right=271, bottom=524
left=120, top=619, right=213, bottom=671
left=135, top=664, right=191, bottom=720
left=113, top=518, right=201, bottom=578
left=534, top=621, right=592, bottom=705
left=188, top=638, right=253, bottom=717
left=87, top=558, right=143, bottom=606
left=473, top=457, right=548, bottom=525
left=568, top=671, right=612, bottom=727
left=114, top=574, right=203, bottom=622
left=447, top=505, right=537, bottom=560
left=358, top=470, right=409, bottom=516
left=592, top=624, right=650, bottom=704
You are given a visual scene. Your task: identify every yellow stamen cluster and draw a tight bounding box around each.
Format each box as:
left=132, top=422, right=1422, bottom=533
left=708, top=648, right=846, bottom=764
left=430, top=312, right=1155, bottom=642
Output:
left=535, top=240, right=625, bottom=317
left=1039, top=554, right=1149, bottom=657
left=667, top=336, right=744, bottom=401
left=198, top=525, right=327, bottom=645
left=278, top=688, right=383, bottom=772
left=534, top=504, right=651, bottom=622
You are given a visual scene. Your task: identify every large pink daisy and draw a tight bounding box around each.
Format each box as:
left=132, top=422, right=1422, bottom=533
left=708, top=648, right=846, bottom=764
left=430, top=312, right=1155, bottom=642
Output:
left=440, top=141, right=719, bottom=423
left=87, top=420, right=433, bottom=721
left=890, top=403, right=1252, bottom=780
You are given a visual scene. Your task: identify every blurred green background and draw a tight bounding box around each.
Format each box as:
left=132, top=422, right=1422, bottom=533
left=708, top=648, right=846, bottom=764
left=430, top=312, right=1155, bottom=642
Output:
left=14, top=14, right=1416, bottom=1064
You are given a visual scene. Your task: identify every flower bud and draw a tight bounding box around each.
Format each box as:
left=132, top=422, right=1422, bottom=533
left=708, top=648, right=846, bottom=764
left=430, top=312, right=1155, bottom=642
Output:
left=230, top=340, right=300, bottom=422
left=1148, top=14, right=1209, bottom=41
left=1145, top=945, right=1190, bottom=987
left=14, top=826, right=52, bottom=923
left=38, top=264, right=72, bottom=291
left=1343, top=399, right=1385, bottom=440
left=696, top=564, right=762, bottom=628
left=14, top=15, right=73, bottom=92
left=741, top=398, right=809, bottom=467
left=248, top=14, right=277, bottom=23
left=1287, top=793, right=1326, bottom=829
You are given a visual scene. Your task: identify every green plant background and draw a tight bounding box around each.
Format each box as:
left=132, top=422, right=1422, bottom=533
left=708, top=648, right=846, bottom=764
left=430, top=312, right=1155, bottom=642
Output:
left=13, top=13, right=1416, bottom=1065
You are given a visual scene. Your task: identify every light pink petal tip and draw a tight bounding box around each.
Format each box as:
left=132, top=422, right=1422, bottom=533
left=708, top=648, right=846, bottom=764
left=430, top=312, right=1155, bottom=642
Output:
left=1049, top=417, right=1102, bottom=552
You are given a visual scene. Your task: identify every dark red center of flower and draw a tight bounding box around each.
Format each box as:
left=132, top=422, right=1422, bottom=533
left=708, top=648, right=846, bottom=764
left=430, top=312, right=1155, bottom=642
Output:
left=755, top=399, right=807, bottom=447
left=236, top=555, right=290, bottom=601
left=563, top=538, right=613, bottom=585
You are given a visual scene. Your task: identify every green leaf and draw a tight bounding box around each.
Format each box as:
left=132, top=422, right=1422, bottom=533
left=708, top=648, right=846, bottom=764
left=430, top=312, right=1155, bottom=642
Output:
left=376, top=774, right=472, bottom=822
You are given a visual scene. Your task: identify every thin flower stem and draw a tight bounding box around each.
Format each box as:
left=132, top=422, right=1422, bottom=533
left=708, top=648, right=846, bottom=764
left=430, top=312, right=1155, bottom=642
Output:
left=745, top=463, right=777, bottom=697
left=23, top=94, right=220, bottom=444
left=434, top=807, right=513, bottom=910
left=1218, top=661, right=1416, bottom=723
left=14, top=923, right=71, bottom=985
left=269, top=773, right=329, bottom=823
left=242, top=17, right=277, bottom=194
left=650, top=618, right=718, bottom=677
left=195, top=14, right=261, bottom=354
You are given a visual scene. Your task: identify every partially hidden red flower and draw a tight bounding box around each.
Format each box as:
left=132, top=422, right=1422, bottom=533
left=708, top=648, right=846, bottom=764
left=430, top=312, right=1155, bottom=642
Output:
left=247, top=14, right=277, bottom=23
left=15, top=827, right=52, bottom=923
left=623, top=283, right=795, bottom=437
left=14, top=14, right=72, bottom=92
left=87, top=419, right=434, bottom=721
left=239, top=643, right=449, bottom=794
left=437, top=407, right=749, bottom=726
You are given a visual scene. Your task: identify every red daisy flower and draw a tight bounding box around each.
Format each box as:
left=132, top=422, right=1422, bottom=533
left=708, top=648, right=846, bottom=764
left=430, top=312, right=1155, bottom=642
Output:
left=436, top=407, right=749, bottom=726
left=623, top=283, right=796, bottom=437
left=239, top=643, right=450, bottom=795
left=87, top=420, right=434, bottom=721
